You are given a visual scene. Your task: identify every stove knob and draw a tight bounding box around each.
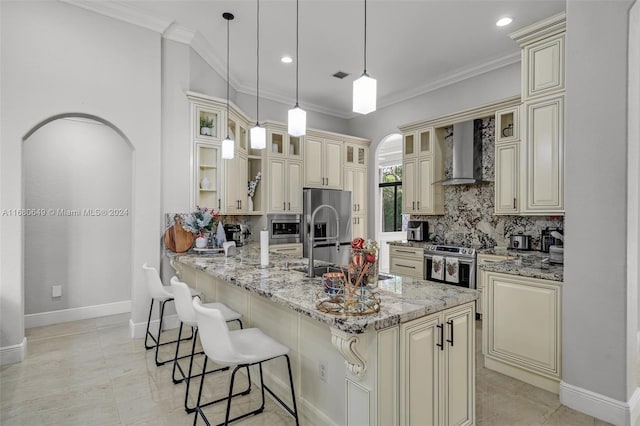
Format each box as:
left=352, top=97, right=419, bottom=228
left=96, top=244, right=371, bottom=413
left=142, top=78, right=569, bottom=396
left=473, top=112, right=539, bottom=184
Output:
left=461, top=248, right=466, bottom=254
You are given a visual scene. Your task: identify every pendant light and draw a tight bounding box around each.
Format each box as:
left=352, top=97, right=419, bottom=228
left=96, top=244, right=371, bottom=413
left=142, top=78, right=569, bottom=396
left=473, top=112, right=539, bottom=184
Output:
left=288, top=0, right=306, bottom=137
left=250, top=0, right=266, bottom=149
left=221, top=12, right=235, bottom=160
left=352, top=0, right=377, bottom=115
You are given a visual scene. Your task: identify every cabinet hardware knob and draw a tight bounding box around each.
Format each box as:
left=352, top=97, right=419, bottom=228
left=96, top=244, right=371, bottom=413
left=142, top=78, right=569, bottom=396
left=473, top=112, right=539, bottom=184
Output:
left=436, top=324, right=444, bottom=350
left=218, top=199, right=221, bottom=209
left=284, top=202, right=286, bottom=211
left=417, top=201, right=420, bottom=210
left=288, top=202, right=291, bottom=211
left=513, top=198, right=517, bottom=209
left=446, top=319, right=454, bottom=346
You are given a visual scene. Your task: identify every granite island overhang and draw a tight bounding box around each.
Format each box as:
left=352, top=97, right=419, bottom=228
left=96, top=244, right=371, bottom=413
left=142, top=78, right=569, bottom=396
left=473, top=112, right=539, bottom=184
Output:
left=169, top=243, right=478, bottom=425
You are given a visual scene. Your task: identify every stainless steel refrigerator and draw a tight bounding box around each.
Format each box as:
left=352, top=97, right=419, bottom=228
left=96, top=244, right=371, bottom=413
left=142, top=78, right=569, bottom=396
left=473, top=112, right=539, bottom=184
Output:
left=303, top=188, right=352, bottom=266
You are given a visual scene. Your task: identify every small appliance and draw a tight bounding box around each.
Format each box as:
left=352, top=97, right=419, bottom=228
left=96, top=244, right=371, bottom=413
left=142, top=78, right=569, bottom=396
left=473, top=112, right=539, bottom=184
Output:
left=407, top=221, right=429, bottom=242
left=268, top=214, right=301, bottom=245
left=509, top=234, right=531, bottom=250
left=223, top=224, right=247, bottom=246
left=541, top=227, right=562, bottom=253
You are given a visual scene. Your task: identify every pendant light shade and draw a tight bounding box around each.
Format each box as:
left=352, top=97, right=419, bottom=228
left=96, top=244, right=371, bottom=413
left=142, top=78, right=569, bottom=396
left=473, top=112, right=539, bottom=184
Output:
left=250, top=125, right=266, bottom=149
left=353, top=0, right=376, bottom=115
left=353, top=73, right=377, bottom=115
left=288, top=0, right=306, bottom=136
left=221, top=12, right=235, bottom=160
left=250, top=0, right=266, bottom=149
left=288, top=105, right=307, bottom=137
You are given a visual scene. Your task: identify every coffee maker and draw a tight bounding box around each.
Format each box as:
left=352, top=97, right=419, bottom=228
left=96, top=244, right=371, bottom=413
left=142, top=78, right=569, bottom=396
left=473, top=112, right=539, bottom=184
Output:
left=407, top=221, right=429, bottom=242
left=223, top=224, right=249, bottom=246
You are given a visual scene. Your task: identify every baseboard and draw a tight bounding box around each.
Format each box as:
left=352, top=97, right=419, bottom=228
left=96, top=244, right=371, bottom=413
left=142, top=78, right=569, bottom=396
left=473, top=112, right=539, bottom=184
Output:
left=24, top=300, right=131, bottom=328
left=560, top=381, right=640, bottom=426
left=129, top=314, right=180, bottom=339
left=0, top=337, right=27, bottom=366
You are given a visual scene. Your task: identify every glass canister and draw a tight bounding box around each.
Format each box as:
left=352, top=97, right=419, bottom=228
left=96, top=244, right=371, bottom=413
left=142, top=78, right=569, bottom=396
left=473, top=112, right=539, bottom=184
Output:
left=348, top=246, right=379, bottom=290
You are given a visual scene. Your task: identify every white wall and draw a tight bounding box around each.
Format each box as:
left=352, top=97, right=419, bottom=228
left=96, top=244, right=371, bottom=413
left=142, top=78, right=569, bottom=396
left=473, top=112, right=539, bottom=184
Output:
left=0, top=1, right=162, bottom=357
left=563, top=0, right=634, bottom=407
left=24, top=118, right=132, bottom=315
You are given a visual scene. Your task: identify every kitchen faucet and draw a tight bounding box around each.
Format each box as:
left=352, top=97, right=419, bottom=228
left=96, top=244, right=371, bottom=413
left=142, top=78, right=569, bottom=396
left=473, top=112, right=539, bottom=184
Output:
left=308, top=204, right=340, bottom=278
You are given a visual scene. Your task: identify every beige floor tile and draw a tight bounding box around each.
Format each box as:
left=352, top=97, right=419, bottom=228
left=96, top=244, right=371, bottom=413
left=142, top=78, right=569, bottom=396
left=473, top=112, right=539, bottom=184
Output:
left=26, top=318, right=98, bottom=340
left=542, top=405, right=598, bottom=425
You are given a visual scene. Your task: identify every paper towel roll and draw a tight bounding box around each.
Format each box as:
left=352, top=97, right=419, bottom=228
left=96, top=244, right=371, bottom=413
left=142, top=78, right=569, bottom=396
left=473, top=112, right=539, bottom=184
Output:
left=260, top=230, right=269, bottom=267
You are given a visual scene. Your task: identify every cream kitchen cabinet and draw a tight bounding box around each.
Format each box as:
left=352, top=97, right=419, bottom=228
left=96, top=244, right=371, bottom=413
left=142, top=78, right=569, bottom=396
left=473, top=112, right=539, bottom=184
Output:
left=401, top=127, right=444, bottom=215
left=476, top=253, right=512, bottom=320
left=483, top=270, right=561, bottom=393
left=351, top=215, right=367, bottom=240
left=269, top=243, right=302, bottom=257
left=494, top=141, right=520, bottom=215
left=267, top=126, right=302, bottom=159
left=400, top=301, right=475, bottom=426
left=194, top=142, right=222, bottom=210
left=521, top=33, right=565, bottom=101
left=522, top=95, right=564, bottom=213
left=495, top=106, right=520, bottom=144
left=267, top=158, right=303, bottom=214
left=303, top=136, right=342, bottom=189
left=389, top=245, right=424, bottom=279
left=344, top=143, right=367, bottom=167
left=223, top=153, right=248, bottom=213
left=345, top=167, right=367, bottom=239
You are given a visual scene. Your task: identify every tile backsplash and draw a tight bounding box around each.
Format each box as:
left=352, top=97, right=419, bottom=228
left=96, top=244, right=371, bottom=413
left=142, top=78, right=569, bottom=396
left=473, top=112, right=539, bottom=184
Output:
left=412, top=117, right=564, bottom=250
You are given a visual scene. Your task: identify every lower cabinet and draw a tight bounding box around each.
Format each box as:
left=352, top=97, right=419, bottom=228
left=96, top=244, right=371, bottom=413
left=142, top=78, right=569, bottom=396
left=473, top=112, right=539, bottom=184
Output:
left=269, top=243, right=302, bottom=257
left=389, top=245, right=424, bottom=279
left=482, top=270, right=561, bottom=393
left=476, top=253, right=512, bottom=320
left=400, top=302, right=475, bottom=426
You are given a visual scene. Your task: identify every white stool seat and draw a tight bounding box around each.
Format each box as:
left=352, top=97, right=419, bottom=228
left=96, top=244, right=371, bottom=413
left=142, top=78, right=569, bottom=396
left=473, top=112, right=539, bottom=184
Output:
left=156, top=285, right=201, bottom=303
left=224, top=328, right=289, bottom=366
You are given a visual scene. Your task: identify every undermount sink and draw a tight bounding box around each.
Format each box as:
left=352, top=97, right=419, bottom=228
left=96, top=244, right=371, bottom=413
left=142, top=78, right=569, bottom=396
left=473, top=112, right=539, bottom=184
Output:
left=292, top=265, right=344, bottom=278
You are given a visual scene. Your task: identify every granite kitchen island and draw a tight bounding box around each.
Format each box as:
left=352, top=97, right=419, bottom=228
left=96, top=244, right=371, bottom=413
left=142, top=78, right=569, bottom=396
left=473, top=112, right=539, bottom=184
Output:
left=171, top=244, right=478, bottom=425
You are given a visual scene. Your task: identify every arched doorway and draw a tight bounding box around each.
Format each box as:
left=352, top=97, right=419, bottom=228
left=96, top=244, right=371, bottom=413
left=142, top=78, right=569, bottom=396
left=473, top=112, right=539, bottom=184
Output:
left=23, top=115, right=133, bottom=326
left=374, top=133, right=404, bottom=273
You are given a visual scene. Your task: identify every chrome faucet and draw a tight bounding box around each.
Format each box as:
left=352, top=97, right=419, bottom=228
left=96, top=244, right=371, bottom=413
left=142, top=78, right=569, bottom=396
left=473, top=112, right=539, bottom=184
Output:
left=308, top=204, right=340, bottom=278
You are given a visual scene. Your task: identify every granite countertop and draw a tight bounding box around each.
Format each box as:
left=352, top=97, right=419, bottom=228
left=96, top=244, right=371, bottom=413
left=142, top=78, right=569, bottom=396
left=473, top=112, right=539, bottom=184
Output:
left=478, top=253, right=563, bottom=282
left=387, top=240, right=434, bottom=249
left=171, top=244, right=478, bottom=335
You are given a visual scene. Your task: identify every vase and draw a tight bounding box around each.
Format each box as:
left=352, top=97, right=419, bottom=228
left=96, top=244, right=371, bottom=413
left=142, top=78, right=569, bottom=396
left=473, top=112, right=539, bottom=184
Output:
left=247, top=196, right=253, bottom=212
left=195, top=236, right=207, bottom=249
left=200, top=176, right=210, bottom=190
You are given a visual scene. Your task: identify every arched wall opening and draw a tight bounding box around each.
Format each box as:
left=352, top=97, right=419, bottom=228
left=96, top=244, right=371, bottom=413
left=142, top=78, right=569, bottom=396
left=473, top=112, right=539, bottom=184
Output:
left=23, top=114, right=133, bottom=326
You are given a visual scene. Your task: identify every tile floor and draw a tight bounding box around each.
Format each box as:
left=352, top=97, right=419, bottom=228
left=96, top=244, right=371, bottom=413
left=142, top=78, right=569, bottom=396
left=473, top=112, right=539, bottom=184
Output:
left=0, top=314, right=611, bottom=425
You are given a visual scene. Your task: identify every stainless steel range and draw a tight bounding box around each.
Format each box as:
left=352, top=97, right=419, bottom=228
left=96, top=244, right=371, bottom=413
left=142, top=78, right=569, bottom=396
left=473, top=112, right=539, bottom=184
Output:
left=424, top=244, right=477, bottom=289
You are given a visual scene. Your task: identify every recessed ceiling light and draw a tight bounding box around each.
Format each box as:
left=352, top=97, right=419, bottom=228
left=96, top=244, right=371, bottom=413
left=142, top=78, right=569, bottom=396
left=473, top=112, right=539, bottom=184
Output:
left=496, top=17, right=513, bottom=27
left=281, top=55, right=293, bottom=64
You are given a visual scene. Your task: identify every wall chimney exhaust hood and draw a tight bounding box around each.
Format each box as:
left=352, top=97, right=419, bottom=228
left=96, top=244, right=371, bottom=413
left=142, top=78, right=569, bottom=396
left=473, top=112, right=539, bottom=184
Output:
left=435, top=119, right=489, bottom=186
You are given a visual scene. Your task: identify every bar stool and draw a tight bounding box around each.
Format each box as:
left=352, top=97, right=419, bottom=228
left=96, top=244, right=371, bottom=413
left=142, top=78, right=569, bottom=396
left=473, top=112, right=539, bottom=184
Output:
left=192, top=298, right=300, bottom=426
left=170, top=277, right=245, bottom=413
left=142, top=263, right=199, bottom=366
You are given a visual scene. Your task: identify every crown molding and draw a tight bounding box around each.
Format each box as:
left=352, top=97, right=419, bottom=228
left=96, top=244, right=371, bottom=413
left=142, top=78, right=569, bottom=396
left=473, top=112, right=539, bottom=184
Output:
left=163, top=23, right=196, bottom=45
left=61, top=0, right=174, bottom=34
left=510, top=12, right=566, bottom=46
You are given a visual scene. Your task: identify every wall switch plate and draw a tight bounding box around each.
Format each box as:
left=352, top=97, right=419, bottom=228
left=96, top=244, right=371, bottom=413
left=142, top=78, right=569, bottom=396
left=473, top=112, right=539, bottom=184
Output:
left=52, top=285, right=62, bottom=298
left=319, top=360, right=328, bottom=383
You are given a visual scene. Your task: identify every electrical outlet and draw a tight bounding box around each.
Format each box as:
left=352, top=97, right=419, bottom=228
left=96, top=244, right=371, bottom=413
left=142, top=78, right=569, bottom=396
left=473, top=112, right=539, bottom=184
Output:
left=319, top=361, right=328, bottom=383
left=52, top=285, right=62, bottom=298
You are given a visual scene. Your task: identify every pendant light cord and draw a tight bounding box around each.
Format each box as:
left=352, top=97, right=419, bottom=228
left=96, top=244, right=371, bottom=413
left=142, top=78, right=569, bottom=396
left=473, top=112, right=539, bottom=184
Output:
left=256, top=0, right=260, bottom=125
left=226, top=14, right=230, bottom=138
left=363, top=0, right=367, bottom=74
left=295, top=0, right=299, bottom=107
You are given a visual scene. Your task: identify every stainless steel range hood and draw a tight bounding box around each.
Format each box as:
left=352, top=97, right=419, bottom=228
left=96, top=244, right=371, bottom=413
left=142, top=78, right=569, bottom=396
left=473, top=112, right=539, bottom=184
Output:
left=436, top=119, right=489, bottom=186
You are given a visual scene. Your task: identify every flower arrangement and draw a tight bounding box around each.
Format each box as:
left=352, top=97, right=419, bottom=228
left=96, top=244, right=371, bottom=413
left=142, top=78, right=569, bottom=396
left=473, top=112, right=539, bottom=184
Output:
left=247, top=171, right=262, bottom=198
left=181, top=206, right=220, bottom=236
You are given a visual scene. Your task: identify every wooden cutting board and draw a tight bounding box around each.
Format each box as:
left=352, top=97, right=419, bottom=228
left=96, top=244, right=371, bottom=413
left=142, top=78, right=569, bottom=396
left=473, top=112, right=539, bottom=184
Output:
left=164, top=215, right=194, bottom=253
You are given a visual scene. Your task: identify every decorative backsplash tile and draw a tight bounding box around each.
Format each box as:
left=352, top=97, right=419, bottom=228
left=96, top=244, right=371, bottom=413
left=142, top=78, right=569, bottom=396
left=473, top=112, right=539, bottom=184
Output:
left=413, top=117, right=564, bottom=250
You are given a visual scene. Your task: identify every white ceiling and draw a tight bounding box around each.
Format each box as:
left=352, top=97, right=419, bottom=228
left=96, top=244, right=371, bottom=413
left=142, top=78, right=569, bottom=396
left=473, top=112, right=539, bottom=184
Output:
left=108, top=1, right=566, bottom=118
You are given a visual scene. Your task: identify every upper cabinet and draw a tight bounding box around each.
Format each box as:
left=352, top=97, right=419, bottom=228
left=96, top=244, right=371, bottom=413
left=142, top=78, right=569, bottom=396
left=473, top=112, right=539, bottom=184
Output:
left=265, top=123, right=303, bottom=214
left=504, top=12, right=565, bottom=216
left=400, top=126, right=444, bottom=215
left=304, top=135, right=343, bottom=189
left=345, top=143, right=368, bottom=168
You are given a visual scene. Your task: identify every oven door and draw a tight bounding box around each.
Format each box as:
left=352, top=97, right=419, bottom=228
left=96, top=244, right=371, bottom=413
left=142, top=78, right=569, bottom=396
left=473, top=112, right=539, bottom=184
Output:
left=424, top=253, right=476, bottom=289
left=268, top=215, right=301, bottom=244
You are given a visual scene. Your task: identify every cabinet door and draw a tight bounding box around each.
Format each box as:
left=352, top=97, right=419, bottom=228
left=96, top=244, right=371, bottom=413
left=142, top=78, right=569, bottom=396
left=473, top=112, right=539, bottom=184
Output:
left=196, top=143, right=221, bottom=210
left=304, top=137, right=324, bottom=187
left=344, top=168, right=356, bottom=212
left=403, top=133, right=416, bottom=157
left=268, top=158, right=286, bottom=213
left=525, top=96, right=564, bottom=213
left=236, top=155, right=248, bottom=212
left=495, top=107, right=520, bottom=143
left=443, top=304, right=475, bottom=426
left=324, top=140, right=343, bottom=189
left=418, top=128, right=433, bottom=155
left=485, top=272, right=561, bottom=378
left=494, top=142, right=520, bottom=214
left=287, top=161, right=303, bottom=213
left=416, top=156, right=434, bottom=213
left=524, top=34, right=565, bottom=100
left=345, top=143, right=367, bottom=167
left=354, top=168, right=366, bottom=214
left=352, top=215, right=366, bottom=240
left=400, top=315, right=440, bottom=426
left=402, top=160, right=416, bottom=214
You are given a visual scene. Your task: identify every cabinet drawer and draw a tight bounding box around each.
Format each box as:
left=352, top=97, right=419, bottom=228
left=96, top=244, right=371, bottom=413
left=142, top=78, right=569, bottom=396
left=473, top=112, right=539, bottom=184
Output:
left=390, top=257, right=424, bottom=278
left=390, top=246, right=424, bottom=258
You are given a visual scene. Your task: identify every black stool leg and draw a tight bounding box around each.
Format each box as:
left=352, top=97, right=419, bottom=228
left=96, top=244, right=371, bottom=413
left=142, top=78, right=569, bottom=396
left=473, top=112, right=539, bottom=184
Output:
left=193, top=357, right=209, bottom=426
left=154, top=299, right=168, bottom=366
left=172, top=322, right=185, bottom=383
left=285, top=355, right=300, bottom=426
left=144, top=299, right=156, bottom=349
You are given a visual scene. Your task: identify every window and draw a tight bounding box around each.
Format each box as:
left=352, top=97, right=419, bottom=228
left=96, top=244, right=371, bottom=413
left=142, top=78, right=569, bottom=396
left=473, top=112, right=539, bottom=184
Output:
left=379, top=165, right=403, bottom=232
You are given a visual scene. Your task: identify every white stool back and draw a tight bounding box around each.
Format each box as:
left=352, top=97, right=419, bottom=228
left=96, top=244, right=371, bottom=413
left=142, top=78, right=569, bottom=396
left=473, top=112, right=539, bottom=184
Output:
left=193, top=298, right=238, bottom=366
left=170, top=277, right=198, bottom=327
left=142, top=263, right=171, bottom=300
